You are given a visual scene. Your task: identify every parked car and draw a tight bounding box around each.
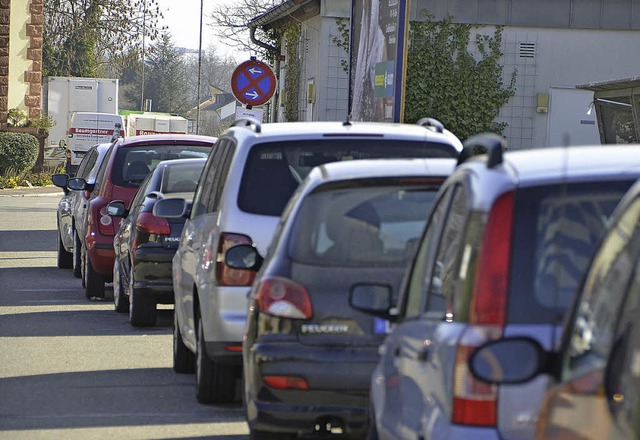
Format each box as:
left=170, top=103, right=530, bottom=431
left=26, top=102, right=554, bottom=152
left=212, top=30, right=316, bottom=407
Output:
left=44, top=144, right=67, bottom=169
left=153, top=117, right=462, bottom=405
left=108, top=158, right=207, bottom=327
left=223, top=157, right=456, bottom=439
left=469, top=177, right=640, bottom=440
left=356, top=135, right=640, bottom=439
left=68, top=134, right=216, bottom=300
left=52, top=142, right=112, bottom=278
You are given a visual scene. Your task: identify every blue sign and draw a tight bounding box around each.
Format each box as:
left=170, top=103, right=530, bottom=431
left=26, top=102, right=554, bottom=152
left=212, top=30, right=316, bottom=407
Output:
left=231, top=59, right=276, bottom=106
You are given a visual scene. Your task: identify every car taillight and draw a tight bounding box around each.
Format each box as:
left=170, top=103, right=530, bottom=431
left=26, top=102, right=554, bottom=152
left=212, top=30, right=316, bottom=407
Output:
left=136, top=212, right=171, bottom=235
left=471, top=191, right=514, bottom=326
left=452, top=326, right=502, bottom=426
left=452, top=191, right=514, bottom=427
left=255, top=276, right=312, bottom=319
left=65, top=149, right=71, bottom=164
left=98, top=205, right=114, bottom=235
left=263, top=375, right=309, bottom=390
left=83, top=190, right=92, bottom=199
left=208, top=233, right=255, bottom=286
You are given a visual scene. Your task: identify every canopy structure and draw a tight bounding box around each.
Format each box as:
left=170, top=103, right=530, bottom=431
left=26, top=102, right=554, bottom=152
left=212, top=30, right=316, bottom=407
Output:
left=578, top=77, right=640, bottom=144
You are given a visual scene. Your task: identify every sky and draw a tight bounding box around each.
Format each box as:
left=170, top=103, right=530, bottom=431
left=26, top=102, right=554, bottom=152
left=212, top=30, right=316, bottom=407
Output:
left=154, top=0, right=250, bottom=61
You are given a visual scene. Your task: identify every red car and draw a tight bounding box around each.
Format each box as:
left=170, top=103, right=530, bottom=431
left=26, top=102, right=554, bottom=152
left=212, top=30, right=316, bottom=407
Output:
left=68, top=134, right=216, bottom=299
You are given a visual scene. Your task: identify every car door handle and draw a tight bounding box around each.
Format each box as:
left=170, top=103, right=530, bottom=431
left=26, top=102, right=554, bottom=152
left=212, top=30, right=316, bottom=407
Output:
left=418, top=347, right=430, bottom=362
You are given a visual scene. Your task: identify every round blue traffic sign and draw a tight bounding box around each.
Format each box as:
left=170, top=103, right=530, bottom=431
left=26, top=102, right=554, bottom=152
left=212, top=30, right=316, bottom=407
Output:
left=231, top=59, right=277, bottom=106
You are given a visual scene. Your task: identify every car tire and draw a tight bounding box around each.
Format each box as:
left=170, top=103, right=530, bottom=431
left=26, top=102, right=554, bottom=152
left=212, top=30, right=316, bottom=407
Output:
left=129, top=268, right=156, bottom=327
left=195, top=315, right=236, bottom=404
left=57, top=228, right=73, bottom=269
left=80, top=245, right=86, bottom=288
left=113, top=260, right=129, bottom=313
left=72, top=232, right=82, bottom=278
left=85, top=255, right=105, bottom=299
left=367, top=404, right=379, bottom=440
left=173, top=314, right=195, bottom=373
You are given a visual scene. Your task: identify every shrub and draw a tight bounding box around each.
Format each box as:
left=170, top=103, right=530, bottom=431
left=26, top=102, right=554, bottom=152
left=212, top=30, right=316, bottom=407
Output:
left=0, top=132, right=39, bottom=175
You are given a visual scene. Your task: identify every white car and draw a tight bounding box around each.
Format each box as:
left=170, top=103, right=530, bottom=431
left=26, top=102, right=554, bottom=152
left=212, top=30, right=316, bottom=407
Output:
left=153, top=117, right=463, bottom=404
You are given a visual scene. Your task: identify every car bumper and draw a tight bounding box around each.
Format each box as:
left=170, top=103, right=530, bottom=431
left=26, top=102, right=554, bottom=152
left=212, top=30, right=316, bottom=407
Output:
left=131, top=247, right=176, bottom=303
left=244, top=341, right=378, bottom=437
left=87, top=244, right=115, bottom=276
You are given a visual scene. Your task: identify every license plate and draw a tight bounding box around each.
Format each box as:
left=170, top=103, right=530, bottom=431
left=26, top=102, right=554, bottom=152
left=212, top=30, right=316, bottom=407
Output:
left=374, top=318, right=390, bottom=334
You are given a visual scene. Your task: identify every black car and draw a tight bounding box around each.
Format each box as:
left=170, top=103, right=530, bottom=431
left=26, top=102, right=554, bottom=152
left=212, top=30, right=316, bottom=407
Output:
left=52, top=142, right=112, bottom=278
left=224, top=158, right=455, bottom=439
left=108, top=158, right=206, bottom=327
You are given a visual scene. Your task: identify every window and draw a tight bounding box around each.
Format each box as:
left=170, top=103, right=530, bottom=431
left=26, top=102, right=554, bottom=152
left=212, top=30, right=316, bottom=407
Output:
left=562, top=196, right=640, bottom=381
left=288, top=180, right=440, bottom=267
left=160, top=162, right=206, bottom=195
left=424, top=184, right=468, bottom=317
left=401, top=187, right=454, bottom=320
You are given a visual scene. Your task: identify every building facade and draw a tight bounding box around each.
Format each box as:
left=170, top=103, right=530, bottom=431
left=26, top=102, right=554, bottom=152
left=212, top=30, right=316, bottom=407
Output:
left=253, top=0, right=640, bottom=148
left=0, top=0, right=43, bottom=129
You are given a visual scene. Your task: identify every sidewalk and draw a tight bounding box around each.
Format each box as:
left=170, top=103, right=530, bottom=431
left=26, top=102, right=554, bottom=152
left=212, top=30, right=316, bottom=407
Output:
left=0, top=185, right=63, bottom=197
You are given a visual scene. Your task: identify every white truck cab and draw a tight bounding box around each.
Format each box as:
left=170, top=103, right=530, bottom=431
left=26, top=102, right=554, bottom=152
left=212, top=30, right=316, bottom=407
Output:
left=65, top=112, right=124, bottom=174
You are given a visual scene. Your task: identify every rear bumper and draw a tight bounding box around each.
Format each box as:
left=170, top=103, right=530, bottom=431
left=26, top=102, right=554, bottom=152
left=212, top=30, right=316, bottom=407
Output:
left=131, top=247, right=176, bottom=303
left=244, top=341, right=378, bottom=437
left=87, top=244, right=115, bottom=276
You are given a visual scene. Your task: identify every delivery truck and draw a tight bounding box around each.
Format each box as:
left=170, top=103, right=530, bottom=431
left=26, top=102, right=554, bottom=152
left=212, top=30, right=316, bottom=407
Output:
left=126, top=113, right=188, bottom=136
left=46, top=76, right=122, bottom=174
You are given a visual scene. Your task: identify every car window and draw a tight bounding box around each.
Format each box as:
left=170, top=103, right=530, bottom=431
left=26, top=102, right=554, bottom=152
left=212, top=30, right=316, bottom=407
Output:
left=93, top=144, right=115, bottom=194
left=192, top=144, right=221, bottom=217
left=423, top=184, right=468, bottom=318
left=288, top=180, right=440, bottom=267
left=111, top=144, right=211, bottom=188
left=237, top=139, right=456, bottom=217
left=401, top=186, right=454, bottom=320
left=76, top=148, right=96, bottom=178
left=509, top=180, right=635, bottom=325
left=160, top=162, right=206, bottom=195
left=561, top=195, right=640, bottom=382
left=207, top=141, right=235, bottom=212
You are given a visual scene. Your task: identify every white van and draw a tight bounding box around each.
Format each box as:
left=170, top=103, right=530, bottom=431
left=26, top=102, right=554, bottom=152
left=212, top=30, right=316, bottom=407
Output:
left=65, top=112, right=124, bottom=174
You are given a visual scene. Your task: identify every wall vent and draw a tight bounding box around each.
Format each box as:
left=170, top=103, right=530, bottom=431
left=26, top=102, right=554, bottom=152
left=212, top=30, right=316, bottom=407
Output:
left=519, top=42, right=536, bottom=58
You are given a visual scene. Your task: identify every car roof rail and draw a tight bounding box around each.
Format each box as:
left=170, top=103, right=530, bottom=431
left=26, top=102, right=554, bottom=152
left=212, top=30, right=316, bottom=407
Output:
left=417, top=117, right=444, bottom=133
left=234, top=117, right=262, bottom=133
left=458, top=133, right=507, bottom=169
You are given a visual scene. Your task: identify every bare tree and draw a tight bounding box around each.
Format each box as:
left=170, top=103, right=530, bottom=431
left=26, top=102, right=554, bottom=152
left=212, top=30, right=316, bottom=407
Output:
left=44, top=0, right=165, bottom=77
left=208, top=0, right=281, bottom=59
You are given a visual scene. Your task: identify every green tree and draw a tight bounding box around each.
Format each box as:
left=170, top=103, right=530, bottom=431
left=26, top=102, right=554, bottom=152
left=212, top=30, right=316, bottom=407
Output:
left=44, top=0, right=164, bottom=77
left=405, top=14, right=516, bottom=139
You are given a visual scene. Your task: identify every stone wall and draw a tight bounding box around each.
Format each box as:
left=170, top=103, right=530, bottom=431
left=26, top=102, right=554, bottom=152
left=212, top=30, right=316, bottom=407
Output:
left=0, top=0, right=43, bottom=129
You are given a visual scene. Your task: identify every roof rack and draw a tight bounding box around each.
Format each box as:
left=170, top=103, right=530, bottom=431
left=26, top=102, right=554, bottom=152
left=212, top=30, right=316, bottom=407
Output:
left=417, top=117, right=444, bottom=133
left=458, top=133, right=506, bottom=169
left=234, top=117, right=262, bottom=133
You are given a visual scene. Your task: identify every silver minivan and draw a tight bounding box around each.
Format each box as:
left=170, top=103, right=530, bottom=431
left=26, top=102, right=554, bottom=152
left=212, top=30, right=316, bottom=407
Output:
left=357, top=136, right=640, bottom=439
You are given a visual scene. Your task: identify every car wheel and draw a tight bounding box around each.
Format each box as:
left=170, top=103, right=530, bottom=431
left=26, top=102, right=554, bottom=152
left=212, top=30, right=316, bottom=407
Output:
left=129, top=268, right=156, bottom=327
left=57, top=228, right=73, bottom=269
left=367, top=403, right=379, bottom=440
left=85, top=255, right=105, bottom=299
left=113, top=260, right=129, bottom=313
left=249, top=429, right=296, bottom=440
left=80, top=245, right=86, bottom=288
left=173, top=313, right=195, bottom=373
left=72, top=232, right=82, bottom=278
left=195, top=315, right=236, bottom=403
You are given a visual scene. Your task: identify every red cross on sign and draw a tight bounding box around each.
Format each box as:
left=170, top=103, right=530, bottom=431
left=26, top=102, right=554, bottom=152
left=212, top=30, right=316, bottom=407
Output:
left=231, top=59, right=277, bottom=106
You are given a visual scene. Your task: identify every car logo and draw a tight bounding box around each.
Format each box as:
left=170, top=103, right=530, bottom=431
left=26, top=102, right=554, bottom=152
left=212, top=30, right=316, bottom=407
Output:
left=164, top=237, right=180, bottom=242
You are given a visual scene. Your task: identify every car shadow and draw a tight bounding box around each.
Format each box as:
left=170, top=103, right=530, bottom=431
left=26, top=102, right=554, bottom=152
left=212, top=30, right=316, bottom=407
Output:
left=0, top=230, right=57, bottom=252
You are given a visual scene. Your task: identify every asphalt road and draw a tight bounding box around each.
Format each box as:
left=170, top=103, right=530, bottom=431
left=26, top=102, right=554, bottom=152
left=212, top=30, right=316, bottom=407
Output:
left=0, top=188, right=248, bottom=439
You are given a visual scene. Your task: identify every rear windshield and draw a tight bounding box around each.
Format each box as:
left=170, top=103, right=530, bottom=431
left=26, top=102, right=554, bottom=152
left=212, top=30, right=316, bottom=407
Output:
left=238, top=139, right=456, bottom=216
left=288, top=180, right=441, bottom=267
left=508, top=180, right=635, bottom=324
left=160, top=162, right=206, bottom=195
left=112, top=144, right=211, bottom=188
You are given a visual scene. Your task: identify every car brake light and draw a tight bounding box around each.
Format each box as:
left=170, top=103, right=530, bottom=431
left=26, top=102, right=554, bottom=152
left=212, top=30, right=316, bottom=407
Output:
left=65, top=149, right=71, bottom=164
left=470, top=191, right=514, bottom=326
left=452, top=191, right=513, bottom=427
left=83, top=190, right=92, bottom=199
left=263, top=375, right=309, bottom=390
left=255, top=276, right=312, bottom=319
left=136, top=212, right=171, bottom=235
left=208, top=233, right=255, bottom=286
left=98, top=205, right=114, bottom=235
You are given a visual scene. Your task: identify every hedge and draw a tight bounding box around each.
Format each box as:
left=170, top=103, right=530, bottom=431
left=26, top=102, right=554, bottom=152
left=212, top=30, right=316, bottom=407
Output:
left=0, top=132, right=38, bottom=175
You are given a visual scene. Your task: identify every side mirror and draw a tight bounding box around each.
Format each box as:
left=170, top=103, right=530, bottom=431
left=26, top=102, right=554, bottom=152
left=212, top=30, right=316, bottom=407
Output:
left=468, top=337, right=551, bottom=384
left=349, top=283, right=397, bottom=320
left=107, top=200, right=127, bottom=218
left=51, top=173, right=70, bottom=195
left=225, top=244, right=263, bottom=272
left=153, top=197, right=189, bottom=218
left=67, top=177, right=87, bottom=191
